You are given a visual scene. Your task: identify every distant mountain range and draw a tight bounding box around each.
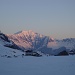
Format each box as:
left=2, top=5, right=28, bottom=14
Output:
left=0, top=30, right=75, bottom=55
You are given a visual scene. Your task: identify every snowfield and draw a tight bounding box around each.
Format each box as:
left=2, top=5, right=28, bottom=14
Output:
left=0, top=55, right=75, bottom=75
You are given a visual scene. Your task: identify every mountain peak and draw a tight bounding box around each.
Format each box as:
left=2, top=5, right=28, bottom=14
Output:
left=15, top=30, right=35, bottom=34
left=14, top=30, right=44, bottom=38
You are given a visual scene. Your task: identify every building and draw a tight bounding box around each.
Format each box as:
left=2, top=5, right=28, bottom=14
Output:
left=25, top=50, right=42, bottom=57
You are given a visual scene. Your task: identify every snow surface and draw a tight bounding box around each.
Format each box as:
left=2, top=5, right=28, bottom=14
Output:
left=0, top=45, right=75, bottom=75
left=0, top=56, right=75, bottom=75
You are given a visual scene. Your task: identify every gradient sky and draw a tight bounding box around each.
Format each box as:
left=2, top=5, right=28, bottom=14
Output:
left=0, top=0, right=75, bottom=39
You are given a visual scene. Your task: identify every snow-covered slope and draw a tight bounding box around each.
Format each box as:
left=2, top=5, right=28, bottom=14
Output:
left=57, top=38, right=75, bottom=49
left=0, top=32, right=23, bottom=57
left=47, top=38, right=75, bottom=49
left=0, top=32, right=21, bottom=50
left=0, top=44, right=23, bottom=58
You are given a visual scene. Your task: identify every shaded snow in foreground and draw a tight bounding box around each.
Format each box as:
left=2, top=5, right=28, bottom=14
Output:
left=0, top=56, right=75, bottom=75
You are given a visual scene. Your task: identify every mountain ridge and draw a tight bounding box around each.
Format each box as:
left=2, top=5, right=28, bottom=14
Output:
left=7, top=30, right=75, bottom=51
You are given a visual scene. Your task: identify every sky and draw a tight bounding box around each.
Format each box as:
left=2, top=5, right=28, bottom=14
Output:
left=0, top=0, right=75, bottom=39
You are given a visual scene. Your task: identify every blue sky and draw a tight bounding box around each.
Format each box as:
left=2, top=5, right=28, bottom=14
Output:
left=0, top=0, right=75, bottom=39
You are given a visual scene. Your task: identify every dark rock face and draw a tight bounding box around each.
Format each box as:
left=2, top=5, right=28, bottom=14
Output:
left=0, top=33, right=10, bottom=42
left=56, top=50, right=69, bottom=56
left=4, top=43, right=21, bottom=50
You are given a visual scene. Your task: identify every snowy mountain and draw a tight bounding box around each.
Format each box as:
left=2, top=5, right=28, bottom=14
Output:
left=47, top=38, right=75, bottom=55
left=7, top=30, right=50, bottom=50
left=6, top=30, right=75, bottom=55
left=0, top=30, right=74, bottom=55
left=47, top=38, right=75, bottom=49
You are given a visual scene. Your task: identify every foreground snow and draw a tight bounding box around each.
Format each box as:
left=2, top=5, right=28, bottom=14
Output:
left=0, top=56, right=75, bottom=75
left=0, top=45, right=75, bottom=75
